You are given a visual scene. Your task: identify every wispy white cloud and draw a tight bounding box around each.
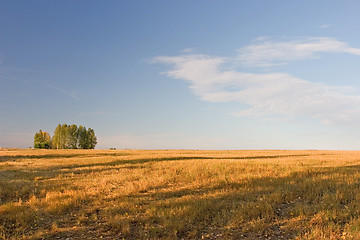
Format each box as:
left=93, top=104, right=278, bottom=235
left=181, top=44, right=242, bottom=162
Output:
left=153, top=37, right=360, bottom=126
left=320, top=24, right=331, bottom=29
left=237, top=37, right=360, bottom=67
left=0, top=65, right=78, bottom=99
left=39, top=79, right=78, bottom=99
left=180, top=48, right=196, bottom=53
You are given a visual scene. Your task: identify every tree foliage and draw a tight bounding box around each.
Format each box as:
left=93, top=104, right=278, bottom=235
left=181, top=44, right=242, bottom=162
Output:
left=34, top=130, right=51, bottom=149
left=34, top=124, right=97, bottom=149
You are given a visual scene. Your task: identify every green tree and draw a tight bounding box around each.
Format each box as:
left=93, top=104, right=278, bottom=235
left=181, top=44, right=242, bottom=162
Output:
left=51, top=124, right=62, bottom=149
left=86, top=128, right=97, bottom=149
left=51, top=124, right=97, bottom=149
left=52, top=124, right=70, bottom=149
left=77, top=125, right=88, bottom=149
left=67, top=124, right=79, bottom=149
left=34, top=130, right=51, bottom=149
left=60, top=124, right=69, bottom=149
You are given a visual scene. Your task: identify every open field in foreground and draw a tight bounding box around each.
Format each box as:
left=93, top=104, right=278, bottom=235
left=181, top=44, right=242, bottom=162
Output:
left=2, top=149, right=360, bottom=239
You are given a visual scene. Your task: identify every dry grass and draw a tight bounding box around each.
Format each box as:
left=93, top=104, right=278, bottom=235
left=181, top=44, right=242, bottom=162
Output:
left=1, top=149, right=360, bottom=239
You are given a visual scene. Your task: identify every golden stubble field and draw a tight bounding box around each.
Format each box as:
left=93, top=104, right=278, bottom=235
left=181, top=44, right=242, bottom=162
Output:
left=1, top=149, right=360, bottom=239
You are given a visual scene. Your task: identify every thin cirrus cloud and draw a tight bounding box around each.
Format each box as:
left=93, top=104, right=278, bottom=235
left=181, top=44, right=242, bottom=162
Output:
left=236, top=37, right=360, bottom=67
left=153, top=37, right=360, bottom=126
left=0, top=64, right=78, bottom=100
left=320, top=24, right=331, bottom=29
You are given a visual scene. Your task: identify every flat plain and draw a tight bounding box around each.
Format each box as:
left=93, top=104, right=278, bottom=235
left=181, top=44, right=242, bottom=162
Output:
left=1, top=149, right=360, bottom=239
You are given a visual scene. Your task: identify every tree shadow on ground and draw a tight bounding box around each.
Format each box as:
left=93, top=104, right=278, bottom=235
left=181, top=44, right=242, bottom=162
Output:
left=3, top=152, right=354, bottom=240
left=40, top=154, right=312, bottom=172
left=0, top=152, right=132, bottom=162
left=108, top=164, right=360, bottom=239
left=0, top=154, right=312, bottom=180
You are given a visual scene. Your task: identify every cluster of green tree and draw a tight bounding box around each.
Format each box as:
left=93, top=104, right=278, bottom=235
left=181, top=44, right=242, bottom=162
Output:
left=34, top=124, right=97, bottom=149
left=34, top=130, right=51, bottom=149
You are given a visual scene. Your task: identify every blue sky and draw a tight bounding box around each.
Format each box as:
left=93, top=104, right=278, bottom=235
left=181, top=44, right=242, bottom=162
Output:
left=2, top=1, right=360, bottom=149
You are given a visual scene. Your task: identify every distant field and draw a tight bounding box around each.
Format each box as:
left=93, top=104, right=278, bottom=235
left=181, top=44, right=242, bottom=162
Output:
left=1, top=149, right=360, bottom=239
